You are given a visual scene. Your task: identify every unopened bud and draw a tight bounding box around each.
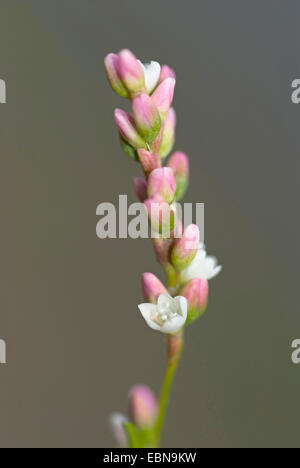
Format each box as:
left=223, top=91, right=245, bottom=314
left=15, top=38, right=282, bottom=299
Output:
left=170, top=224, right=200, bottom=270
left=167, top=151, right=189, bottom=200
left=114, top=109, right=147, bottom=149
left=104, top=53, right=129, bottom=98
left=179, top=278, right=208, bottom=324
left=158, top=65, right=176, bottom=84
left=132, top=94, right=161, bottom=143
left=137, top=149, right=159, bottom=178
left=128, top=384, right=158, bottom=428
left=118, top=49, right=145, bottom=95
left=158, top=107, right=176, bottom=158
left=142, top=272, right=168, bottom=303
left=147, top=167, right=176, bottom=204
left=151, top=77, right=176, bottom=119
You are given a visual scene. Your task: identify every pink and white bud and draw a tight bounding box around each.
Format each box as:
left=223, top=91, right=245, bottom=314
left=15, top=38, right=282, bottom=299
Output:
left=147, top=167, right=176, bottom=204
left=104, top=53, right=129, bottom=98
left=133, top=177, right=147, bottom=202
left=128, top=384, right=158, bottom=428
left=158, top=65, right=176, bottom=84
left=158, top=107, right=176, bottom=158
left=142, top=272, right=168, bottom=303
left=170, top=224, right=200, bottom=270
left=144, top=195, right=175, bottom=236
left=118, top=49, right=145, bottom=94
left=113, top=109, right=146, bottom=149
left=132, top=94, right=161, bottom=143
left=179, top=278, right=209, bottom=324
left=151, top=77, right=176, bottom=119
left=137, top=149, right=159, bottom=178
left=167, top=151, right=189, bottom=200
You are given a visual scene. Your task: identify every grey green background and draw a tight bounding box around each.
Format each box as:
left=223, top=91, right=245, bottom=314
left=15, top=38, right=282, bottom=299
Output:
left=0, top=0, right=299, bottom=448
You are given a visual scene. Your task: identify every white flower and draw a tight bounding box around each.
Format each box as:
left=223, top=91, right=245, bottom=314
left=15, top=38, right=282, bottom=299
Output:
left=138, top=60, right=161, bottom=94
left=138, top=293, right=187, bottom=333
left=180, top=244, right=222, bottom=282
left=109, top=412, right=128, bottom=448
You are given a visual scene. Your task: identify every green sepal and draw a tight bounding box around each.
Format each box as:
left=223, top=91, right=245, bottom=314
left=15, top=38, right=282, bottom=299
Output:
left=120, top=136, right=139, bottom=161
left=174, top=177, right=188, bottom=201
left=123, top=422, right=157, bottom=448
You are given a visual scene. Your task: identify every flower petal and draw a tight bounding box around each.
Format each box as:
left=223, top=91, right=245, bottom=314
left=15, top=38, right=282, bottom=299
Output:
left=138, top=60, right=161, bottom=94
left=174, top=296, right=188, bottom=321
left=160, top=313, right=186, bottom=333
left=138, top=303, right=161, bottom=331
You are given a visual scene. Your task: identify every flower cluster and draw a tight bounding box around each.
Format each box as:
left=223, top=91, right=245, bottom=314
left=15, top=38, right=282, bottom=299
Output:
left=104, top=49, right=222, bottom=447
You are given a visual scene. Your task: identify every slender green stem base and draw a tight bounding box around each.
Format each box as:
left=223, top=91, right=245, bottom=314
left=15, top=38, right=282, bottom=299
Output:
left=154, top=332, right=183, bottom=445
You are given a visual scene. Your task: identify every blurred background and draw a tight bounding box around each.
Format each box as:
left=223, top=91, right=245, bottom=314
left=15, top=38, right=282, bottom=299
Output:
left=0, top=0, right=299, bottom=448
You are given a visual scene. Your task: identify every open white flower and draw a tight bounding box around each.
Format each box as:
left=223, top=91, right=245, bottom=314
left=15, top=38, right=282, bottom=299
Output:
left=180, top=244, right=222, bottom=282
left=138, top=60, right=161, bottom=94
left=138, top=293, right=187, bottom=333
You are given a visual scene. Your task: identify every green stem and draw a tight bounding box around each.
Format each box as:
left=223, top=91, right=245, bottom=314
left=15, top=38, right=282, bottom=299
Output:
left=154, top=332, right=183, bottom=445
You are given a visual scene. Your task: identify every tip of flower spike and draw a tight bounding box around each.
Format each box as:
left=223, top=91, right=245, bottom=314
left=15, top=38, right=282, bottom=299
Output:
left=118, top=49, right=145, bottom=94
left=104, top=53, right=129, bottom=98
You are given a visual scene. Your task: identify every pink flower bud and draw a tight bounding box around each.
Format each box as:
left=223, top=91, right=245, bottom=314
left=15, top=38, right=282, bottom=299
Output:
left=151, top=78, right=176, bottom=119
left=137, top=149, right=159, bottom=178
left=158, top=65, right=176, bottom=84
left=133, top=177, right=147, bottom=202
left=132, top=94, right=161, bottom=143
left=170, top=224, right=200, bottom=270
left=179, top=278, right=209, bottom=324
left=104, top=53, right=129, bottom=98
left=144, top=195, right=175, bottom=236
left=147, top=167, right=176, bottom=204
left=142, top=272, right=168, bottom=303
left=128, top=384, right=158, bottom=428
left=167, top=151, right=189, bottom=200
left=113, top=109, right=146, bottom=149
left=158, top=108, right=176, bottom=158
left=118, top=49, right=145, bottom=94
